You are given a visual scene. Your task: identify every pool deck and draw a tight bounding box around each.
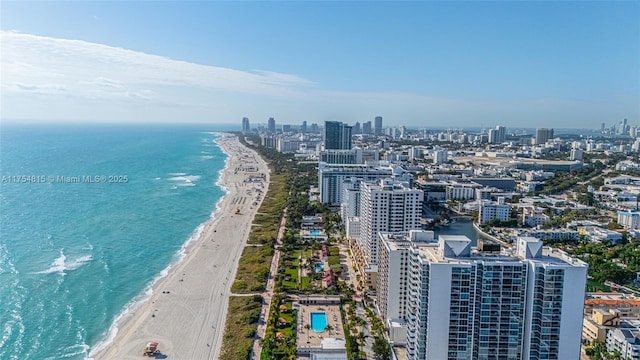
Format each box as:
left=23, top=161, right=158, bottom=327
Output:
left=297, top=304, right=344, bottom=349
left=299, top=229, right=328, bottom=241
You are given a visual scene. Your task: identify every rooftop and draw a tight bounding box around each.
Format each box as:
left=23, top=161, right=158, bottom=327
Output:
left=412, top=235, right=586, bottom=267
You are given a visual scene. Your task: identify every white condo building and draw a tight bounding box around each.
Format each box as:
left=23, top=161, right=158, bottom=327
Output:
left=389, top=235, right=589, bottom=360
left=618, top=210, right=640, bottom=230
left=377, top=230, right=435, bottom=345
left=478, top=197, right=511, bottom=225
left=606, top=320, right=640, bottom=360
left=318, top=162, right=411, bottom=205
left=446, top=184, right=479, bottom=200
left=433, top=149, right=448, bottom=164
left=358, top=179, right=423, bottom=266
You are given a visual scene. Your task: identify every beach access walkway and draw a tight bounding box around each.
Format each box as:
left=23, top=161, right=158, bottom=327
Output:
left=250, top=209, right=287, bottom=359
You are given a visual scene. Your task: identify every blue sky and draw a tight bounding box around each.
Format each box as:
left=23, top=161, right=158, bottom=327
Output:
left=1, top=1, right=638, bottom=129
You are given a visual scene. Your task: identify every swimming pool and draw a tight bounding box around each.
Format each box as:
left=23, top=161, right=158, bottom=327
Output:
left=310, top=312, right=327, bottom=332
left=315, top=262, right=324, bottom=273
left=310, top=230, right=322, bottom=235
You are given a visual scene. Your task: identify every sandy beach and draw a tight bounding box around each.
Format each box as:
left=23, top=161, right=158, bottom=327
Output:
left=91, top=134, right=269, bottom=360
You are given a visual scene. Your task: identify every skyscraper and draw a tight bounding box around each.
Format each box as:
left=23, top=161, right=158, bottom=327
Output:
left=377, top=230, right=435, bottom=345
left=267, top=117, right=276, bottom=134
left=241, top=117, right=250, bottom=133
left=489, top=125, right=506, bottom=144
left=362, top=121, right=372, bottom=135
left=353, top=121, right=361, bottom=135
left=301, top=120, right=307, bottom=133
left=400, top=236, right=587, bottom=360
left=317, top=163, right=398, bottom=205
left=358, top=178, right=423, bottom=266
left=324, top=121, right=352, bottom=150
left=535, top=128, right=554, bottom=145
left=374, top=116, right=383, bottom=136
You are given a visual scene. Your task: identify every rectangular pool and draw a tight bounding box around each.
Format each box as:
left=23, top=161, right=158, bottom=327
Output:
left=310, top=312, right=327, bottom=332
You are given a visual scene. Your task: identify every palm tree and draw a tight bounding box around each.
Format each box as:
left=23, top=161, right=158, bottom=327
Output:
left=357, top=331, right=366, bottom=345
left=325, top=324, right=334, bottom=333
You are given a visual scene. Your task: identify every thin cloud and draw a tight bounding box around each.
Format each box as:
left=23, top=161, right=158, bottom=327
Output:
left=1, top=31, right=315, bottom=98
left=1, top=31, right=629, bottom=127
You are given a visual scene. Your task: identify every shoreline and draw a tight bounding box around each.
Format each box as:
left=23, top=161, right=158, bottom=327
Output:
left=89, top=133, right=270, bottom=360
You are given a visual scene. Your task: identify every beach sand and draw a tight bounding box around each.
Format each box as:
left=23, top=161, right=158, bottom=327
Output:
left=91, top=134, right=269, bottom=360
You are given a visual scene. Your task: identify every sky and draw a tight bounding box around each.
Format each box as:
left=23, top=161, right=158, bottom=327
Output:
left=1, top=1, right=639, bottom=129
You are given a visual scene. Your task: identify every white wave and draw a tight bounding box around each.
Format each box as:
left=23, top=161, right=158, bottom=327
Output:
left=66, top=255, right=93, bottom=271
left=168, top=175, right=200, bottom=188
left=0, top=288, right=25, bottom=355
left=59, top=343, right=90, bottom=359
left=35, top=250, right=93, bottom=275
left=0, top=244, right=19, bottom=275
left=168, top=172, right=186, bottom=176
left=201, top=155, right=214, bottom=160
left=168, top=175, right=200, bottom=182
left=39, top=250, right=66, bottom=274
left=153, top=177, right=161, bottom=180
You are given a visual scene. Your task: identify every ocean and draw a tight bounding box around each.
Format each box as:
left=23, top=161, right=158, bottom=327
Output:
left=0, top=123, right=235, bottom=360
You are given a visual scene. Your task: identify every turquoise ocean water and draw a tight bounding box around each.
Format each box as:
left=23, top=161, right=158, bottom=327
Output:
left=0, top=123, right=234, bottom=359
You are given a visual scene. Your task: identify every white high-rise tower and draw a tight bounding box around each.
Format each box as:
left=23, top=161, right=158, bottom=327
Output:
left=358, top=178, right=423, bottom=267
left=398, top=236, right=587, bottom=360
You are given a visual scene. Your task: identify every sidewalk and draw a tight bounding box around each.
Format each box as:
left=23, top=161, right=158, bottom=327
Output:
left=251, top=209, right=287, bottom=359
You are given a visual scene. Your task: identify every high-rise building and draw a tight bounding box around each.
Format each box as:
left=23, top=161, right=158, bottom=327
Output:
left=318, top=163, right=394, bottom=205
left=535, top=128, right=554, bottom=145
left=301, top=121, right=307, bottom=133
left=324, top=121, right=352, bottom=150
left=374, top=116, right=383, bottom=136
left=241, top=117, right=251, bottom=133
left=570, top=149, right=584, bottom=161
left=433, top=150, right=448, bottom=164
left=353, top=121, right=361, bottom=135
left=320, top=148, right=380, bottom=165
left=377, top=230, right=435, bottom=344
left=619, top=118, right=630, bottom=135
left=358, top=179, right=423, bottom=266
left=363, top=121, right=372, bottom=135
left=318, top=163, right=411, bottom=205
left=488, top=125, right=506, bottom=144
left=267, top=117, right=276, bottom=134
left=488, top=129, right=497, bottom=143
left=401, top=236, right=587, bottom=360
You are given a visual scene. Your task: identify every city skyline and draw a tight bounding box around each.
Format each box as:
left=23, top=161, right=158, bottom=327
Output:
left=1, top=2, right=638, bottom=128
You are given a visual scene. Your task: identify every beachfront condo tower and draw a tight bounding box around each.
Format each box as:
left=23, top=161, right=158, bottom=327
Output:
left=390, top=235, right=588, bottom=360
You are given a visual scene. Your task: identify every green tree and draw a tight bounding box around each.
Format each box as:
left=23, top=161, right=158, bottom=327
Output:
left=372, top=336, right=391, bottom=360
